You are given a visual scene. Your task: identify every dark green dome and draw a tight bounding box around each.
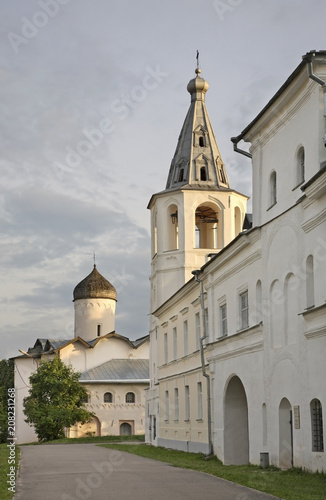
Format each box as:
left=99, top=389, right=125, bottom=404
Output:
left=73, top=265, right=117, bottom=301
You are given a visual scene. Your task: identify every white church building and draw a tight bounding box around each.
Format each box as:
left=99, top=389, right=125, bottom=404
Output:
left=14, top=265, right=149, bottom=443
left=145, top=50, right=326, bottom=472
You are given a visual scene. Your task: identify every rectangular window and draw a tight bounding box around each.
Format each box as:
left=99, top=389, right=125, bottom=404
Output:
left=220, top=303, right=228, bottom=337
left=174, top=388, right=179, bottom=421
left=197, top=382, right=203, bottom=420
left=195, top=312, right=201, bottom=350
left=165, top=390, right=169, bottom=421
left=163, top=333, right=168, bottom=364
left=173, top=327, right=177, bottom=360
left=240, top=291, right=249, bottom=330
left=185, top=385, right=190, bottom=421
left=183, top=320, right=188, bottom=356
left=205, top=307, right=208, bottom=341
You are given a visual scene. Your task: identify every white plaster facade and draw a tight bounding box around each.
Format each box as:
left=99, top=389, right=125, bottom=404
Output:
left=146, top=52, right=326, bottom=472
left=14, top=267, right=149, bottom=443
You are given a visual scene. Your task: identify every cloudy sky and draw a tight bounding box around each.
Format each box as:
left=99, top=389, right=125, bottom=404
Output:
left=1, top=0, right=326, bottom=359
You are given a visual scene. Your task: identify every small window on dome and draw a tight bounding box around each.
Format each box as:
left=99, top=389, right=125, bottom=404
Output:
left=97, top=324, right=101, bottom=337
left=199, top=136, right=205, bottom=147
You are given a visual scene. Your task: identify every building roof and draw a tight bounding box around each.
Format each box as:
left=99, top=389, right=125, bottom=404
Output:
left=13, top=333, right=149, bottom=359
left=79, top=358, right=149, bottom=383
left=73, top=265, right=117, bottom=301
left=164, top=65, right=229, bottom=191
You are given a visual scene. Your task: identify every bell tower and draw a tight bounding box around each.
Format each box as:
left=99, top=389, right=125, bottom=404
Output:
left=148, top=63, right=248, bottom=311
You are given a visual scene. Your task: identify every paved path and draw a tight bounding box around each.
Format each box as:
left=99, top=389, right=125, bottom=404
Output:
left=15, top=444, right=282, bottom=500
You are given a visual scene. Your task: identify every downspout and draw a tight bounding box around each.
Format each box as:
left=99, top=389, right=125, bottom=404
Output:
left=230, top=136, right=252, bottom=158
left=192, top=270, right=213, bottom=458
left=302, top=52, right=326, bottom=148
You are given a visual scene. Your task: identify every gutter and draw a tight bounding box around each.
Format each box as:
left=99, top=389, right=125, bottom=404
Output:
left=302, top=51, right=326, bottom=148
left=192, top=270, right=213, bottom=458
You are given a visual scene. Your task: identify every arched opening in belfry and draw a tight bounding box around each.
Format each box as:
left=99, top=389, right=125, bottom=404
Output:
left=167, top=204, right=179, bottom=251
left=195, top=203, right=219, bottom=249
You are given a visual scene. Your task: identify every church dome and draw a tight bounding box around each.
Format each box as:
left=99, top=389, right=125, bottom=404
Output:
left=187, top=68, right=209, bottom=96
left=73, top=265, right=117, bottom=301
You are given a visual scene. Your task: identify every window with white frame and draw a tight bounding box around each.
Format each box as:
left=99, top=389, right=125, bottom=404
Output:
left=174, top=388, right=179, bottom=421
left=173, top=327, right=177, bottom=360
left=183, top=320, right=188, bottom=356
left=185, top=385, right=190, bottom=421
left=165, top=390, right=169, bottom=421
left=240, top=290, right=249, bottom=330
left=205, top=307, right=208, bottom=341
left=163, top=332, right=168, bottom=364
left=220, top=303, right=228, bottom=337
left=197, top=382, right=203, bottom=420
left=195, top=312, right=201, bottom=350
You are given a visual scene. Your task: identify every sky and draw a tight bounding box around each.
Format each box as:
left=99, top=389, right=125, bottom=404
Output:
left=1, top=0, right=326, bottom=359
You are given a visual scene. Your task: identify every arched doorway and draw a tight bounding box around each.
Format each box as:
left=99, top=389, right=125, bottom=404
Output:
left=279, top=398, right=293, bottom=469
left=120, top=421, right=133, bottom=436
left=224, top=376, right=249, bottom=465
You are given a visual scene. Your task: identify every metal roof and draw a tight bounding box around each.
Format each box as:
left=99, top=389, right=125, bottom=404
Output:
left=79, top=359, right=149, bottom=383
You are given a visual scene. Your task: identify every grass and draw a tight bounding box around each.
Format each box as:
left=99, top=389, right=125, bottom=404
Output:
left=99, top=443, right=326, bottom=500
left=0, top=443, right=20, bottom=500
left=21, top=433, right=145, bottom=445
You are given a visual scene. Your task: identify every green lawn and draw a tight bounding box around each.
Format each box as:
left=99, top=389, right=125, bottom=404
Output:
left=0, top=443, right=20, bottom=500
left=21, top=434, right=145, bottom=445
left=99, top=443, right=326, bottom=500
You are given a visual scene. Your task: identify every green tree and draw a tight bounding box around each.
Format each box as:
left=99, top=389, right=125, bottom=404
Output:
left=0, top=359, right=14, bottom=443
left=23, top=357, right=93, bottom=441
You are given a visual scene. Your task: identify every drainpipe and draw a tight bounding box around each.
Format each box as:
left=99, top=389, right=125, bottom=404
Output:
left=192, top=270, right=213, bottom=458
left=230, top=136, right=252, bottom=158
left=302, top=52, right=326, bottom=148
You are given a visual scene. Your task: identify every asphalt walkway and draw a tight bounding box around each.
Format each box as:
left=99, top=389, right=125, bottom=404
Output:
left=14, top=444, right=282, bottom=500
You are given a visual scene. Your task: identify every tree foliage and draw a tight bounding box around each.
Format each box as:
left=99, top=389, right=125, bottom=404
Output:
left=23, top=357, right=93, bottom=441
left=0, top=359, right=14, bottom=443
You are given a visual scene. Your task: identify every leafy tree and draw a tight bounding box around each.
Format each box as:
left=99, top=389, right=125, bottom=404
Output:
left=23, top=357, right=93, bottom=441
left=0, top=359, right=14, bottom=443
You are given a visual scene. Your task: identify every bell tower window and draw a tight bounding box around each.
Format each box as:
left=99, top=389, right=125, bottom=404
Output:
left=199, top=136, right=205, bottom=147
left=200, top=167, right=207, bottom=181
left=178, top=168, right=184, bottom=182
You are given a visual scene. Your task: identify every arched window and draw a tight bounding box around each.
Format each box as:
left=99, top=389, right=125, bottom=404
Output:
left=269, top=171, right=277, bottom=207
left=311, top=399, right=324, bottom=452
left=200, top=166, right=207, bottom=181
left=306, top=255, right=314, bottom=309
left=126, top=392, right=135, bottom=404
left=199, top=136, right=205, bottom=147
left=178, top=168, right=184, bottom=182
left=104, top=392, right=112, bottom=403
left=167, top=204, right=178, bottom=251
left=234, top=206, right=242, bottom=237
left=296, top=146, right=305, bottom=186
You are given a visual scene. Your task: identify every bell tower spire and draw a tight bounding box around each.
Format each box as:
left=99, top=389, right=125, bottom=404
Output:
left=148, top=61, right=248, bottom=310
left=165, top=58, right=229, bottom=191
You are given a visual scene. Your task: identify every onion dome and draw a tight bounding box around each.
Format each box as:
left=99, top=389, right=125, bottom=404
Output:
left=73, top=265, right=117, bottom=301
left=187, top=67, right=209, bottom=101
